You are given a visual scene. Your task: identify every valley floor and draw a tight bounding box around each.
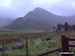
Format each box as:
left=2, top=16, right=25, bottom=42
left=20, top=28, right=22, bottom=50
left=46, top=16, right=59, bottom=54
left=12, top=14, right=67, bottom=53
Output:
left=0, top=31, right=75, bottom=56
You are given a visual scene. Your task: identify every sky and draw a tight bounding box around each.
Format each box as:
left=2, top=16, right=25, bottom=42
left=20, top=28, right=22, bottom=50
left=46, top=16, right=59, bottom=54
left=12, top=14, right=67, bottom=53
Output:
left=0, top=0, right=75, bottom=19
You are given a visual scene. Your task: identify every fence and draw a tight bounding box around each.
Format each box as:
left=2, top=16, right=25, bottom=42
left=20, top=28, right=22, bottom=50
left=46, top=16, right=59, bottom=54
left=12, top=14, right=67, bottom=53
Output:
left=0, top=54, right=25, bottom=56
left=38, top=35, right=75, bottom=56
left=1, top=35, right=75, bottom=56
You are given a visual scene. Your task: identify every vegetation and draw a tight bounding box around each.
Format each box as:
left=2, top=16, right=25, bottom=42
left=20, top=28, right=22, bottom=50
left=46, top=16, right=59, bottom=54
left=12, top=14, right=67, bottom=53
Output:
left=56, top=22, right=75, bottom=31
left=0, top=31, right=74, bottom=56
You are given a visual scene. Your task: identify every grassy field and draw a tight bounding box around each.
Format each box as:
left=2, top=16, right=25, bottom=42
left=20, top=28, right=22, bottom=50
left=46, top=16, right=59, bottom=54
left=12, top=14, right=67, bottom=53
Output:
left=0, top=31, right=75, bottom=56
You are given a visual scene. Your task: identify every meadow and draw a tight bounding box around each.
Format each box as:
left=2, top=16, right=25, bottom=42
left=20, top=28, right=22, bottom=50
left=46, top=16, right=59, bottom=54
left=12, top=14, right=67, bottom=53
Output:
left=0, top=31, right=75, bottom=56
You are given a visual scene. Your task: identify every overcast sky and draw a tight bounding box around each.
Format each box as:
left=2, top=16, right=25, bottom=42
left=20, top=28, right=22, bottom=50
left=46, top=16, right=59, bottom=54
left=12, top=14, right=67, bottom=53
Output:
left=0, top=0, right=75, bottom=19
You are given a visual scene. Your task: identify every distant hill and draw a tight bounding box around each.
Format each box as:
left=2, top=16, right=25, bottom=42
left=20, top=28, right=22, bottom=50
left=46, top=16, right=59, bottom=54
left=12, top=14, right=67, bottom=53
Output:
left=3, top=8, right=56, bottom=30
left=0, top=17, right=13, bottom=27
left=3, top=7, right=75, bottom=30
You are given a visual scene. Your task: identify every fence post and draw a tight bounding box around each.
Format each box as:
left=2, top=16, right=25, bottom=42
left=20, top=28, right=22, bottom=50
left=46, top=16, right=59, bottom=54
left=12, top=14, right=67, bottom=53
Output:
left=26, top=38, right=29, bottom=56
left=61, top=35, right=69, bottom=56
left=2, top=40, right=5, bottom=56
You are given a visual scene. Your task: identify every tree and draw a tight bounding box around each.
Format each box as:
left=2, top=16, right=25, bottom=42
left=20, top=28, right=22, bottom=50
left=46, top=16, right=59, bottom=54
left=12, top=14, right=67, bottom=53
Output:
left=72, top=25, right=75, bottom=31
left=63, top=22, right=69, bottom=31
left=57, top=23, right=62, bottom=31
left=53, top=26, right=56, bottom=31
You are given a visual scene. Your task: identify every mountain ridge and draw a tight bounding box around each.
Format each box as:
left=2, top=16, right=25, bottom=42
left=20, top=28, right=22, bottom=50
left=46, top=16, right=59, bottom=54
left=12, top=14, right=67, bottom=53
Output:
left=3, top=7, right=75, bottom=30
left=0, top=17, right=13, bottom=27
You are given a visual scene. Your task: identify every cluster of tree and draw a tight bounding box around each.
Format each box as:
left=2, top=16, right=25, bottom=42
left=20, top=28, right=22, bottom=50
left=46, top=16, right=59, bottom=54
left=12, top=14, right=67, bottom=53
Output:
left=56, top=22, right=75, bottom=31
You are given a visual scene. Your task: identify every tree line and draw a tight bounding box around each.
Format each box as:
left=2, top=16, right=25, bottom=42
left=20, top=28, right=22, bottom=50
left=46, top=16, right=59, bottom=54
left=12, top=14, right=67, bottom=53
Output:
left=56, top=22, right=75, bottom=31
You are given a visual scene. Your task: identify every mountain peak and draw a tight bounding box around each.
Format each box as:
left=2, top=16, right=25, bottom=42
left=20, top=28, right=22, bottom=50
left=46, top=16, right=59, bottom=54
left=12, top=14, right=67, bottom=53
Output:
left=34, top=7, right=43, bottom=10
left=32, top=7, right=55, bottom=17
left=33, top=7, right=47, bottom=12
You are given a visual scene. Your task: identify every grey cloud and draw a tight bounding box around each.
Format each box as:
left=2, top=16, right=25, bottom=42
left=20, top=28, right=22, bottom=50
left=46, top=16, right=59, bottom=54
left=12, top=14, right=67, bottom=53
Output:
left=0, top=0, right=75, bottom=19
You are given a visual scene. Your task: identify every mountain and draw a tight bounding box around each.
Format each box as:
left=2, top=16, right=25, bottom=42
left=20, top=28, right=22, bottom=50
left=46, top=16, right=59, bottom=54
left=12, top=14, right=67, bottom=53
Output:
left=0, top=17, right=13, bottom=27
left=4, top=7, right=57, bottom=30
left=3, top=7, right=75, bottom=30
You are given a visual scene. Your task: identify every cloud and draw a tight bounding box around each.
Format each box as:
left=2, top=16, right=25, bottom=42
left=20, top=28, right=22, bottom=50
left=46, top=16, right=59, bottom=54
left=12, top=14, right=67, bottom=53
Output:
left=0, top=0, right=12, bottom=7
left=49, top=0, right=75, bottom=16
left=0, top=0, right=75, bottom=18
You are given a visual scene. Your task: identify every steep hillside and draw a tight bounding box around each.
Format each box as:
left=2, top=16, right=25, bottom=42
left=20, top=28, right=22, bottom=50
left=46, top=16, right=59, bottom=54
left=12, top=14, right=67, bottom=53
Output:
left=0, top=17, right=13, bottom=27
left=4, top=8, right=56, bottom=30
left=3, top=7, right=75, bottom=30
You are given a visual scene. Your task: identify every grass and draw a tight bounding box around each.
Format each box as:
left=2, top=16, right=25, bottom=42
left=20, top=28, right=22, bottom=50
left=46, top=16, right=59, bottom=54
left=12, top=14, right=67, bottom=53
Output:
left=5, top=48, right=26, bottom=55
left=4, top=36, right=61, bottom=56
left=0, top=31, right=75, bottom=56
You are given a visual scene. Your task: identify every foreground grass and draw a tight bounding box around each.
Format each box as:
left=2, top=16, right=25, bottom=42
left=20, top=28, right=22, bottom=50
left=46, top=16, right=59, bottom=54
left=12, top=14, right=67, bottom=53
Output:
left=3, top=36, right=61, bottom=56
left=5, top=48, right=26, bottom=55
left=0, top=31, right=75, bottom=56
